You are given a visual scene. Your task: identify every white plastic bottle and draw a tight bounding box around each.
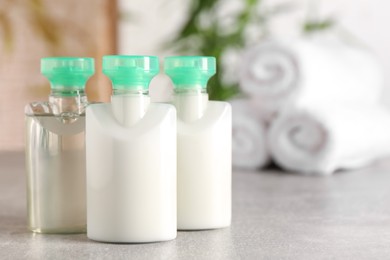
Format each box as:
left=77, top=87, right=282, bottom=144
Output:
left=165, top=56, right=232, bottom=230
left=86, top=56, right=177, bottom=242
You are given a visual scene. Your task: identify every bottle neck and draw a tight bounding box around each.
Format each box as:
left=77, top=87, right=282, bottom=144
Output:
left=49, top=87, right=87, bottom=116
left=174, top=87, right=208, bottom=122
left=111, top=88, right=150, bottom=127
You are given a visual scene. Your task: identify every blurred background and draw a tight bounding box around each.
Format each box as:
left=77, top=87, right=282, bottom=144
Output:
left=2, top=0, right=390, bottom=175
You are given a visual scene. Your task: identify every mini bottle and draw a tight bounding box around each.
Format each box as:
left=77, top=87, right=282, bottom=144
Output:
left=86, top=55, right=177, bottom=243
left=165, top=56, right=232, bottom=230
left=25, top=57, right=94, bottom=233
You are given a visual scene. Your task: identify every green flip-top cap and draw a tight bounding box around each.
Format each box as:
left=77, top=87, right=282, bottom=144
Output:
left=41, top=57, right=94, bottom=89
left=103, top=55, right=159, bottom=90
left=164, top=56, right=216, bottom=89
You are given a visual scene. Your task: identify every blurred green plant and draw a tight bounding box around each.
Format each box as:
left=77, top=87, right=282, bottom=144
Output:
left=168, top=0, right=293, bottom=100
left=303, top=18, right=335, bottom=33
left=169, top=0, right=335, bottom=101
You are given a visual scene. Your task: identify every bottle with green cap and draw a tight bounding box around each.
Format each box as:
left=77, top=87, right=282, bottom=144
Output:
left=165, top=56, right=232, bottom=230
left=25, top=57, right=94, bottom=233
left=86, top=55, right=176, bottom=243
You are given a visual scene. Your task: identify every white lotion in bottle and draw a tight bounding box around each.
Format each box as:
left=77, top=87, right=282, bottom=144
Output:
left=86, top=56, right=177, bottom=242
left=165, top=56, right=232, bottom=230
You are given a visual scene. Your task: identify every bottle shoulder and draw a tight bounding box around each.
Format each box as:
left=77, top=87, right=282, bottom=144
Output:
left=25, top=100, right=89, bottom=116
left=177, top=101, right=231, bottom=133
left=205, top=101, right=231, bottom=118
left=208, top=100, right=232, bottom=107
left=25, top=114, right=85, bottom=136
left=87, top=102, right=175, bottom=116
left=86, top=102, right=176, bottom=138
left=25, top=101, right=52, bottom=116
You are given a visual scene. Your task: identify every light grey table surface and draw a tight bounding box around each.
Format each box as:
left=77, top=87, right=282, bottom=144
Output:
left=1, top=151, right=390, bottom=260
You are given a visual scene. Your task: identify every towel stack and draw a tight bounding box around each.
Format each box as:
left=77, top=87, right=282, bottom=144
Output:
left=232, top=37, right=390, bottom=175
left=231, top=99, right=270, bottom=169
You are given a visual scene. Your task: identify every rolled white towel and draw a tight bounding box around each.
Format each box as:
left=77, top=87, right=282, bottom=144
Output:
left=268, top=104, right=390, bottom=175
left=230, top=99, right=270, bottom=170
left=239, top=38, right=384, bottom=121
